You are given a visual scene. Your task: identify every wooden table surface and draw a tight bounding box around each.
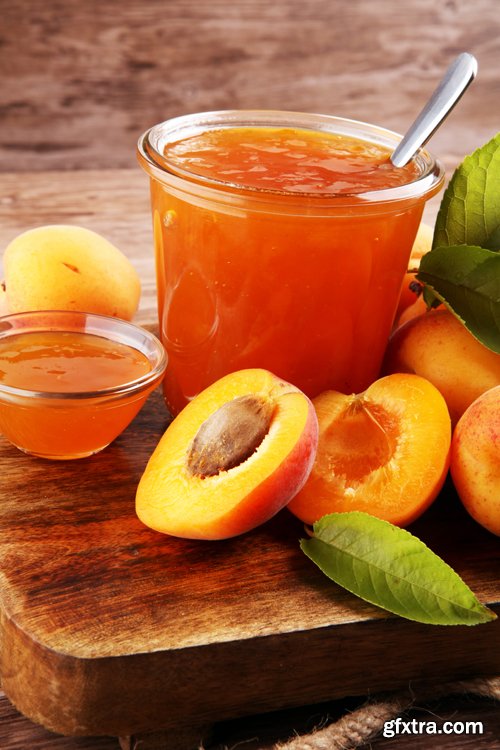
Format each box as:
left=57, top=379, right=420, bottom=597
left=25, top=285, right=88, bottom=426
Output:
left=0, top=169, right=498, bottom=750
left=2, top=1, right=500, bottom=747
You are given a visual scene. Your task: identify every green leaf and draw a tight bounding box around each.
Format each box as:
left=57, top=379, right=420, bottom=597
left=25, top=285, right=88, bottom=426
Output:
left=420, top=134, right=500, bottom=338
left=483, top=224, right=500, bottom=251
left=417, top=245, right=500, bottom=353
left=301, top=512, right=496, bottom=626
left=433, top=132, right=500, bottom=250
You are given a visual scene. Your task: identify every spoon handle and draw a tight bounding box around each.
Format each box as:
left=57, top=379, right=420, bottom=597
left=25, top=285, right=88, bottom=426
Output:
left=391, top=52, right=478, bottom=167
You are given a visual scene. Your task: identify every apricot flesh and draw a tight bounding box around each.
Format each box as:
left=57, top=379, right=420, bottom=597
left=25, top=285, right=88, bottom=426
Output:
left=450, top=386, right=500, bottom=536
left=136, top=369, right=319, bottom=540
left=384, top=309, right=500, bottom=425
left=287, top=373, right=451, bottom=527
left=3, top=225, right=141, bottom=320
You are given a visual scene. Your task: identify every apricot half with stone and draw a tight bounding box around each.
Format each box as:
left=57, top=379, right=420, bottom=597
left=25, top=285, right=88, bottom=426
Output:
left=136, top=369, right=319, bottom=540
left=287, top=373, right=451, bottom=527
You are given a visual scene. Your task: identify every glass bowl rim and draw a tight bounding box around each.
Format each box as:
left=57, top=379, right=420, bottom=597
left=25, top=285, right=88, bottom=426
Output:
left=0, top=310, right=167, bottom=402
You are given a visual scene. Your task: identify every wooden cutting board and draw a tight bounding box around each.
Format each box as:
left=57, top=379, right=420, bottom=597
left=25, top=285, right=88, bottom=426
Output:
left=0, top=170, right=498, bottom=743
left=0, top=385, right=498, bottom=740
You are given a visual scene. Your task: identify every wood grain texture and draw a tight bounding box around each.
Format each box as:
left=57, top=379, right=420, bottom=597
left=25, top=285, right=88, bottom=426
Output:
left=2, top=688, right=500, bottom=750
left=0, top=383, right=498, bottom=738
left=1, top=2, right=500, bottom=746
left=1, top=0, right=500, bottom=172
left=0, top=692, right=500, bottom=750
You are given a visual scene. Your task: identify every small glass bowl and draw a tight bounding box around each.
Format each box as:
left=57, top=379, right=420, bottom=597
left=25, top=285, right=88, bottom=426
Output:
left=0, top=311, right=167, bottom=460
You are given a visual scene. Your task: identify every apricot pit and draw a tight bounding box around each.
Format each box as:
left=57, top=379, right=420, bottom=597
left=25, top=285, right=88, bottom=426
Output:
left=136, top=369, right=319, bottom=540
left=187, top=395, right=275, bottom=477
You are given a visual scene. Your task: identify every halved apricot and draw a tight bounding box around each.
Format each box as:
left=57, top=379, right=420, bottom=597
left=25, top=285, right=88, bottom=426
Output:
left=287, top=373, right=451, bottom=527
left=136, top=368, right=318, bottom=539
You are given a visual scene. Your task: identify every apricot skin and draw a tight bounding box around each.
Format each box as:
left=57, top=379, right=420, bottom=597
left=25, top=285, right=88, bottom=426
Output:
left=384, top=309, right=500, bottom=425
left=408, top=222, right=434, bottom=268
left=395, top=221, right=433, bottom=320
left=287, top=373, right=451, bottom=527
left=450, top=386, right=500, bottom=536
left=394, top=292, right=428, bottom=328
left=136, top=369, right=319, bottom=540
left=0, top=285, right=8, bottom=316
left=3, top=225, right=140, bottom=320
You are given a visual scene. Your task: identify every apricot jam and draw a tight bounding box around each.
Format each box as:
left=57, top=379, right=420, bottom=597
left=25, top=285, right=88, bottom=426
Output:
left=138, top=111, right=444, bottom=415
left=0, top=331, right=151, bottom=392
left=164, top=127, right=420, bottom=194
left=0, top=313, right=166, bottom=459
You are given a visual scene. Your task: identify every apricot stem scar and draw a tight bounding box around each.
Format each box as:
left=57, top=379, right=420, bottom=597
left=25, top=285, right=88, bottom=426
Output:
left=62, top=262, right=81, bottom=273
left=187, top=394, right=275, bottom=478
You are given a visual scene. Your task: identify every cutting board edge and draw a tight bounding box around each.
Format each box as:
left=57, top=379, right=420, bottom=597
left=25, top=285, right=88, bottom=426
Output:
left=1, top=600, right=498, bottom=738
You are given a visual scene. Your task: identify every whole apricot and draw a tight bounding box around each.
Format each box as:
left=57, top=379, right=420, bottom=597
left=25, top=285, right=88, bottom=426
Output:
left=0, top=284, right=8, bottom=316
left=408, top=221, right=434, bottom=268
left=395, top=221, right=433, bottom=320
left=287, top=373, right=451, bottom=527
left=136, top=368, right=319, bottom=540
left=450, top=386, right=500, bottom=536
left=395, top=275, right=424, bottom=323
left=384, top=309, right=500, bottom=425
left=3, top=225, right=141, bottom=320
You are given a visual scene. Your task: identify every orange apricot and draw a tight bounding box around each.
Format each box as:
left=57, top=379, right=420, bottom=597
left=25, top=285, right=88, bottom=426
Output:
left=395, top=273, right=423, bottom=322
left=0, top=284, right=8, bottom=316
left=408, top=221, right=434, bottom=268
left=287, top=373, right=451, bottom=527
left=395, top=292, right=429, bottom=328
left=384, top=309, right=500, bottom=425
left=450, top=386, right=500, bottom=536
left=136, top=368, right=318, bottom=540
left=395, top=221, right=433, bottom=320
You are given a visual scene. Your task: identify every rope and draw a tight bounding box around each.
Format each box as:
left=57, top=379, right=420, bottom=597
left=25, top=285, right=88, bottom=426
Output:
left=270, top=676, right=500, bottom=750
left=124, top=677, right=499, bottom=749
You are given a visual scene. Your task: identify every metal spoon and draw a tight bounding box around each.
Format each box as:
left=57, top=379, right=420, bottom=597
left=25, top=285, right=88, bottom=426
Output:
left=390, top=52, right=478, bottom=167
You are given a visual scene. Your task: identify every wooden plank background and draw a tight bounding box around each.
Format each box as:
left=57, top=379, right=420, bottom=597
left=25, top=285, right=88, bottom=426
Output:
left=1, top=0, right=500, bottom=174
left=1, top=1, right=500, bottom=749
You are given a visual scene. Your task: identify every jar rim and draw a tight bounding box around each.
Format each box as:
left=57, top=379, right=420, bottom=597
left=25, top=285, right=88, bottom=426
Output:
left=137, top=109, right=445, bottom=211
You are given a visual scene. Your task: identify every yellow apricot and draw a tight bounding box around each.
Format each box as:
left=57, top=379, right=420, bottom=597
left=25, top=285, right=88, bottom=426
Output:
left=384, top=309, right=500, bottom=425
left=408, top=221, right=433, bottom=270
left=395, top=222, right=433, bottom=322
left=3, top=225, right=140, bottom=321
left=0, top=284, right=8, bottom=316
